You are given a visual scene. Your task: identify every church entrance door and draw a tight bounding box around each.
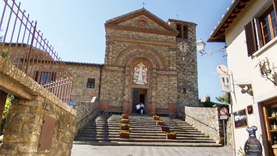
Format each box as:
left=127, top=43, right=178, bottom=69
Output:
left=131, top=88, right=147, bottom=114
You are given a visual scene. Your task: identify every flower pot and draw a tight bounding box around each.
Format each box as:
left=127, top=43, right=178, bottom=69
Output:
left=120, top=134, right=129, bottom=138
left=153, top=116, right=159, bottom=120
left=123, top=111, right=129, bottom=115
left=122, top=116, right=129, bottom=119
left=122, top=120, right=129, bottom=124
left=156, top=121, right=164, bottom=125
left=166, top=135, right=176, bottom=139
left=161, top=127, right=170, bottom=132
left=121, top=126, right=129, bottom=130
left=151, top=112, right=156, bottom=116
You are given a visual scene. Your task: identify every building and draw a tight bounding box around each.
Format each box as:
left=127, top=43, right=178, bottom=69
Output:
left=208, top=0, right=277, bottom=155
left=67, top=8, right=199, bottom=116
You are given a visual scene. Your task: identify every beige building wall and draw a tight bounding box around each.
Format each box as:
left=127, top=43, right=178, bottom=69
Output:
left=225, top=0, right=277, bottom=155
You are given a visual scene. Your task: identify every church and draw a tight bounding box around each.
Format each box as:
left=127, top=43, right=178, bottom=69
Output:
left=66, top=8, right=199, bottom=116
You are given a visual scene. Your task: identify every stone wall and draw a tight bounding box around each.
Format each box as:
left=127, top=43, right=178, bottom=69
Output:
left=75, top=101, right=99, bottom=134
left=65, top=63, right=102, bottom=104
left=0, top=56, right=76, bottom=155
left=184, top=106, right=220, bottom=143
left=226, top=115, right=234, bottom=148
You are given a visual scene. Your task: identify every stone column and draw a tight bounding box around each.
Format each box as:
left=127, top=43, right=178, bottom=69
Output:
left=105, top=41, right=114, bottom=65
left=150, top=68, right=157, bottom=113
left=1, top=96, right=44, bottom=155
left=169, top=47, right=177, bottom=70
left=123, top=66, right=131, bottom=112
left=0, top=96, right=76, bottom=156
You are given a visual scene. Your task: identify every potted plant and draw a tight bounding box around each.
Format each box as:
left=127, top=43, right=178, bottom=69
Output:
left=156, top=120, right=164, bottom=125
left=153, top=115, right=159, bottom=120
left=121, top=119, right=129, bottom=124
left=161, top=125, right=170, bottom=132
left=122, top=114, right=129, bottom=119
left=119, top=131, right=129, bottom=138
left=121, top=124, right=130, bottom=130
left=166, top=132, right=176, bottom=139
left=151, top=112, right=156, bottom=116
left=123, top=111, right=129, bottom=115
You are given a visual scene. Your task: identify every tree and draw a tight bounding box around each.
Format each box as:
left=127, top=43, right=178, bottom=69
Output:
left=216, top=96, right=227, bottom=104
left=216, top=95, right=230, bottom=114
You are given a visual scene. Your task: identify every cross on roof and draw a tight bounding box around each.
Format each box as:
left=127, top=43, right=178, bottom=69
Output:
left=142, top=2, right=146, bottom=8
left=176, top=14, right=179, bottom=19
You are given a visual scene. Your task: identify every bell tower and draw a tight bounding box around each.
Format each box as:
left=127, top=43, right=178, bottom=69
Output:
left=167, top=19, right=200, bottom=116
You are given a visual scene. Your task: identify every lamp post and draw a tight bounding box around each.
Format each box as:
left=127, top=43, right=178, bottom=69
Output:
left=196, top=38, right=227, bottom=57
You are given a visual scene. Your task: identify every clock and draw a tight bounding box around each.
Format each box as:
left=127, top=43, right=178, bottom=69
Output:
left=178, top=41, right=188, bottom=52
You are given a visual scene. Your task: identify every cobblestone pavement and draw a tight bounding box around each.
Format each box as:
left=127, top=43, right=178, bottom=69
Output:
left=71, top=145, right=235, bottom=156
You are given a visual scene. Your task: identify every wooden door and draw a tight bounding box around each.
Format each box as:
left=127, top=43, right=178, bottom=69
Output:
left=132, top=88, right=139, bottom=113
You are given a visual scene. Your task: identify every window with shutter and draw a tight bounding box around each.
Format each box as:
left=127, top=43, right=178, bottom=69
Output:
left=245, top=19, right=258, bottom=56
left=259, top=6, right=277, bottom=45
left=87, top=78, right=95, bottom=88
left=34, top=71, right=56, bottom=85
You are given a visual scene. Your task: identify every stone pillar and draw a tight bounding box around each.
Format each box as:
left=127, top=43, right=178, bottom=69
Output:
left=151, top=68, right=157, bottom=113
left=105, top=41, right=114, bottom=65
left=123, top=66, right=131, bottom=111
left=0, top=96, right=76, bottom=156
left=1, top=96, right=44, bottom=155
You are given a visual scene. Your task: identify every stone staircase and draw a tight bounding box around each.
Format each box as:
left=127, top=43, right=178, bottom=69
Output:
left=74, top=114, right=222, bottom=146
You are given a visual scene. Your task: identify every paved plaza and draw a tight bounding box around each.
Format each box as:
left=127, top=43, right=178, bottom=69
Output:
left=71, top=144, right=235, bottom=156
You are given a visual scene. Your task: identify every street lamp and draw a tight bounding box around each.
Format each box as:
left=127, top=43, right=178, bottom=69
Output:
left=196, top=38, right=227, bottom=57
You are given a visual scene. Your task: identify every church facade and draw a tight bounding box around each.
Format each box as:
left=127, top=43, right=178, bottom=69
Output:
left=67, top=8, right=199, bottom=116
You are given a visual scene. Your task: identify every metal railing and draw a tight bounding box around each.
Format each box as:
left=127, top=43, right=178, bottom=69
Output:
left=0, top=0, right=73, bottom=105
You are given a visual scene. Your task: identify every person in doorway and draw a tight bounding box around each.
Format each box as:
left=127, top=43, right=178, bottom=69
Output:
left=136, top=103, right=141, bottom=114
left=140, top=103, right=144, bottom=114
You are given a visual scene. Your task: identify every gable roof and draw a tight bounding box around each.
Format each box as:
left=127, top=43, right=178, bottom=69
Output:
left=105, top=8, right=178, bottom=34
left=207, top=0, right=251, bottom=42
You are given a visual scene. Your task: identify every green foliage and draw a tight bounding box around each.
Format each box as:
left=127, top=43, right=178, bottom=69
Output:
left=0, top=34, right=8, bottom=59
left=1, top=49, right=8, bottom=59
left=202, top=101, right=214, bottom=107
left=237, top=146, right=244, bottom=156
left=216, top=96, right=227, bottom=104
left=216, top=95, right=230, bottom=111
left=1, top=93, right=13, bottom=134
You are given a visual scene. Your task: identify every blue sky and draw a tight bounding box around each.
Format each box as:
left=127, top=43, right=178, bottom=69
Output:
left=0, top=0, right=232, bottom=102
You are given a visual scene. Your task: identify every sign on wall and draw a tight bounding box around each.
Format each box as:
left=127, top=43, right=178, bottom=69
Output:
left=70, top=101, right=76, bottom=106
left=216, top=64, right=228, bottom=75
left=233, top=108, right=248, bottom=129
left=220, top=75, right=231, bottom=92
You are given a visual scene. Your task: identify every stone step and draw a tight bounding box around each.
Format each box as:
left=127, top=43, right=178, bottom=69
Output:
left=74, top=114, right=221, bottom=147
left=74, top=137, right=215, bottom=143
left=75, top=132, right=205, bottom=137
left=85, top=125, right=196, bottom=130
left=75, top=135, right=211, bottom=141
left=73, top=141, right=222, bottom=147
left=77, top=129, right=204, bottom=135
